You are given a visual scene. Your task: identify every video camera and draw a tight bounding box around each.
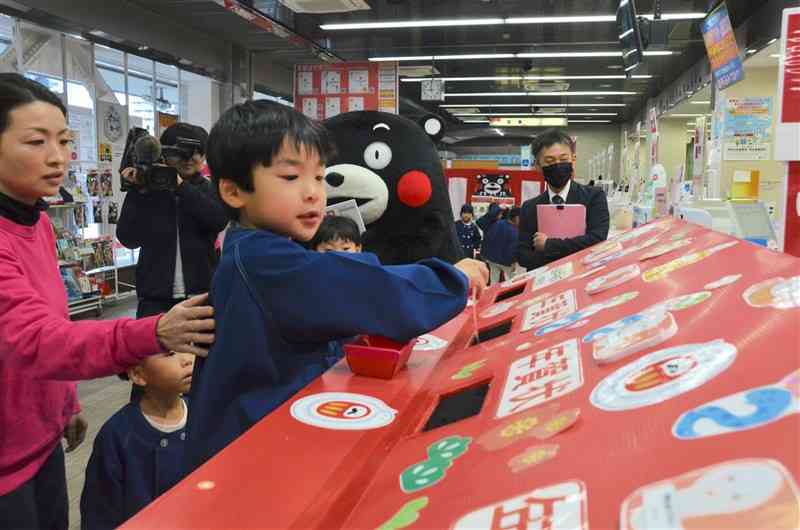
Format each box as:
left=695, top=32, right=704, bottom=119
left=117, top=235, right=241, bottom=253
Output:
left=119, top=127, right=179, bottom=192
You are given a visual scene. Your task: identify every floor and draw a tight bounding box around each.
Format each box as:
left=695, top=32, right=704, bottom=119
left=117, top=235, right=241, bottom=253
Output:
left=65, top=298, right=138, bottom=530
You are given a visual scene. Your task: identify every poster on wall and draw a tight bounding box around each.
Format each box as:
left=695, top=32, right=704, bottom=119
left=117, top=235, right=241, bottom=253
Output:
left=96, top=101, right=129, bottom=237
left=775, top=7, right=800, bottom=161
left=693, top=117, right=706, bottom=196
left=701, top=2, right=744, bottom=90
left=723, top=97, right=772, bottom=161
left=294, top=62, right=398, bottom=120
left=68, top=105, right=97, bottom=164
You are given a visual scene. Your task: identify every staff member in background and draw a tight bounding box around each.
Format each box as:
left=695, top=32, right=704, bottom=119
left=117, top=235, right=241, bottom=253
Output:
left=516, top=129, right=609, bottom=270
left=117, top=123, right=227, bottom=319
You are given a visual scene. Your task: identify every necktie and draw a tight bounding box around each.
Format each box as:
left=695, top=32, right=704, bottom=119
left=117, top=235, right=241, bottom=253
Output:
left=552, top=195, right=565, bottom=205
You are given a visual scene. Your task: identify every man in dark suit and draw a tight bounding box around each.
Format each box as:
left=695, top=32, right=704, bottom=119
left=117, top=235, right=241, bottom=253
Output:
left=517, top=129, right=609, bottom=270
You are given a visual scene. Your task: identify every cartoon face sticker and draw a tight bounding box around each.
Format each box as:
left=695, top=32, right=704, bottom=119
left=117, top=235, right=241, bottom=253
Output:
left=624, top=355, right=698, bottom=392
left=673, top=370, right=800, bottom=440
left=475, top=174, right=512, bottom=197
left=743, top=276, right=800, bottom=309
left=291, top=392, right=397, bottom=430
left=620, top=459, right=800, bottom=530
left=590, top=340, right=737, bottom=411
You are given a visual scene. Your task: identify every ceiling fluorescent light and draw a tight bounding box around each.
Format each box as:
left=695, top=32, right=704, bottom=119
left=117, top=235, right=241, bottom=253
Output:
left=641, top=13, right=706, bottom=20
left=452, top=113, right=617, bottom=116
left=441, top=103, right=627, bottom=107
left=569, top=120, right=612, bottom=123
left=444, top=91, right=637, bottom=97
left=517, top=52, right=620, bottom=58
left=372, top=51, right=673, bottom=62
left=324, top=13, right=704, bottom=31
left=401, top=75, right=652, bottom=82
left=494, top=128, right=505, bottom=136
left=435, top=53, right=515, bottom=60
left=463, top=120, right=490, bottom=123
left=690, top=101, right=711, bottom=104
left=321, top=18, right=503, bottom=30
left=768, top=38, right=778, bottom=45
left=770, top=54, right=782, bottom=58
left=506, top=15, right=616, bottom=24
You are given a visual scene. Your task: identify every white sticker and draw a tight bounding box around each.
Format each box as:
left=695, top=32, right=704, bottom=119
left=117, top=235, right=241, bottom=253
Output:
left=585, top=264, right=641, bottom=295
left=742, top=276, right=800, bottom=309
left=497, top=339, right=584, bottom=419
left=480, top=301, right=518, bottom=319
left=704, top=274, right=742, bottom=290
left=521, top=290, right=578, bottom=332
left=453, top=480, right=588, bottom=530
left=290, top=392, right=396, bottom=430
left=590, top=340, right=737, bottom=411
left=413, top=334, right=449, bottom=351
left=620, top=459, right=799, bottom=530
left=533, top=262, right=574, bottom=290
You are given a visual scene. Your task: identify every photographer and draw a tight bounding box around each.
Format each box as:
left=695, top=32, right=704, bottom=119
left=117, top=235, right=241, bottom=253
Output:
left=117, top=123, right=227, bottom=319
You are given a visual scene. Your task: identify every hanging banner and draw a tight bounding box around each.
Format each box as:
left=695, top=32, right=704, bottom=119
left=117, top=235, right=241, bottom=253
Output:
left=723, top=97, right=772, bottom=161
left=775, top=7, right=800, bottom=161
left=701, top=2, right=744, bottom=90
left=692, top=117, right=706, bottom=196
left=294, top=62, right=398, bottom=121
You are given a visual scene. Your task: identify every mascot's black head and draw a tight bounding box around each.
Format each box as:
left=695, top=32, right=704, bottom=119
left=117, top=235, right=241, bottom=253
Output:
left=323, top=112, right=461, bottom=264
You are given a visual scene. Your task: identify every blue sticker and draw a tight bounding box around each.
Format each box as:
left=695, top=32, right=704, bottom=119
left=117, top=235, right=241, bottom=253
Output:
left=674, top=387, right=794, bottom=440
left=583, top=313, right=646, bottom=343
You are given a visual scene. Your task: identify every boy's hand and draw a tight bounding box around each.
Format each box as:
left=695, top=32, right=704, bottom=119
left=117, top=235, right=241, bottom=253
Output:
left=64, top=414, right=88, bottom=452
left=455, top=258, right=489, bottom=297
left=156, top=294, right=215, bottom=357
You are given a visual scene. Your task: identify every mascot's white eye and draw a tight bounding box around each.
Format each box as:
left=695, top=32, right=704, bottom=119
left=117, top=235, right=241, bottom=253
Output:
left=364, top=142, right=392, bottom=170
left=482, top=178, right=489, bottom=184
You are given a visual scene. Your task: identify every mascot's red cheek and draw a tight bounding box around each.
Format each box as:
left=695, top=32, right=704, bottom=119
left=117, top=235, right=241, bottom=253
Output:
left=397, top=170, right=432, bottom=207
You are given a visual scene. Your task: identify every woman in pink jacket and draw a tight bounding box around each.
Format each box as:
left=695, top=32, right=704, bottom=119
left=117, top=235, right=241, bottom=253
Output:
left=0, top=73, right=215, bottom=530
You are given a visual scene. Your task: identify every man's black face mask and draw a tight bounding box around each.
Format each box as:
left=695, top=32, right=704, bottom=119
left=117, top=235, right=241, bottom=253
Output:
left=542, top=162, right=573, bottom=190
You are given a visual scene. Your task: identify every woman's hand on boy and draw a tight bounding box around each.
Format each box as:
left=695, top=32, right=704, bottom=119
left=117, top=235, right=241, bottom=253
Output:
left=156, top=294, right=215, bottom=357
left=63, top=414, right=88, bottom=452
left=455, top=258, right=489, bottom=297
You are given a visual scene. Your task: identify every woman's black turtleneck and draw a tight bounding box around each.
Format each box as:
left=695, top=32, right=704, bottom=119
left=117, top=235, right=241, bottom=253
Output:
left=0, top=191, right=49, bottom=226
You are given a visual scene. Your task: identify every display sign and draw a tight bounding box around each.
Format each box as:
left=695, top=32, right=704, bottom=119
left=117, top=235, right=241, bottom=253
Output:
left=775, top=7, right=800, bottom=161
left=723, top=97, right=773, bottom=161
left=124, top=217, right=800, bottom=530
left=490, top=117, right=567, bottom=127
left=294, top=61, right=398, bottom=120
left=701, top=2, right=744, bottom=90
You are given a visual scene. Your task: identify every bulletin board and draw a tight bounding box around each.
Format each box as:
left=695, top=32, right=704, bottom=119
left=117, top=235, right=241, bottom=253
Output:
left=445, top=168, right=544, bottom=218
left=294, top=61, right=398, bottom=120
left=124, top=216, right=800, bottom=529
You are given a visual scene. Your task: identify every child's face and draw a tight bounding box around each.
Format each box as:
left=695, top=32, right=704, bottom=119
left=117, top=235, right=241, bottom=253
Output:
left=461, top=212, right=473, bottom=223
left=316, top=238, right=361, bottom=253
left=225, top=139, right=326, bottom=241
left=129, top=351, right=195, bottom=395
left=0, top=102, right=70, bottom=205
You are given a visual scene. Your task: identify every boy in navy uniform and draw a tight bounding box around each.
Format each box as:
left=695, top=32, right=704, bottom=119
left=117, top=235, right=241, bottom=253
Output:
left=455, top=204, right=481, bottom=258
left=185, top=101, right=488, bottom=473
left=80, top=320, right=194, bottom=530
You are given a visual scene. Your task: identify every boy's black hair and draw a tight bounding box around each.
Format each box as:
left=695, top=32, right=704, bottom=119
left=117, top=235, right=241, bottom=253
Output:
left=206, top=100, right=336, bottom=220
left=0, top=73, right=67, bottom=136
left=118, top=305, right=164, bottom=384
left=310, top=215, right=361, bottom=249
left=532, top=128, right=575, bottom=159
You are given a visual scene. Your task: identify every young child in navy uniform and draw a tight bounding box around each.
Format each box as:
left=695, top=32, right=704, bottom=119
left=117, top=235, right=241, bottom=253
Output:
left=185, top=101, right=488, bottom=473
left=310, top=215, right=362, bottom=253
left=455, top=203, right=481, bottom=258
left=80, top=314, right=195, bottom=530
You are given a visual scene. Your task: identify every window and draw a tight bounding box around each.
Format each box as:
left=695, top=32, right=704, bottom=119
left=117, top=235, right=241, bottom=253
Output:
left=127, top=54, right=155, bottom=134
